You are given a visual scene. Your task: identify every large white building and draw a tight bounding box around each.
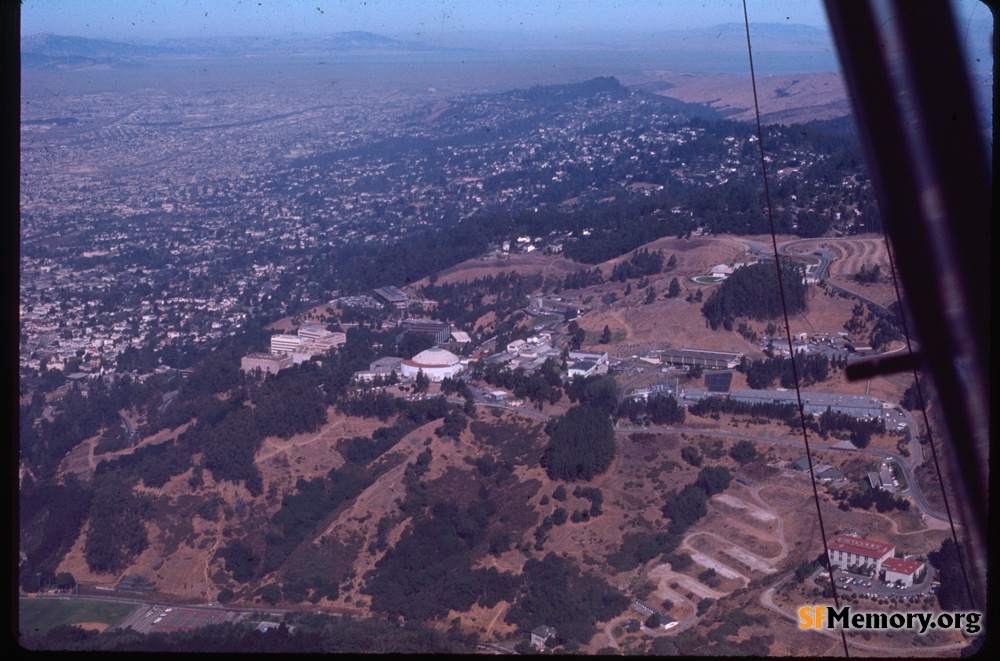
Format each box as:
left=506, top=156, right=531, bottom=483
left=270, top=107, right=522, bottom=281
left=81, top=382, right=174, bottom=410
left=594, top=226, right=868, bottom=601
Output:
left=827, top=535, right=895, bottom=574
left=400, top=347, right=464, bottom=382
left=269, top=328, right=345, bottom=363
left=241, top=352, right=293, bottom=375
left=271, top=334, right=306, bottom=355
left=730, top=389, right=884, bottom=418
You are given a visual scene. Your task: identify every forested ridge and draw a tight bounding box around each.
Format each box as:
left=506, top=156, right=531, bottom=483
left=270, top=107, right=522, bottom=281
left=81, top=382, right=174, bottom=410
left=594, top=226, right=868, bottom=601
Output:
left=701, top=261, right=807, bottom=331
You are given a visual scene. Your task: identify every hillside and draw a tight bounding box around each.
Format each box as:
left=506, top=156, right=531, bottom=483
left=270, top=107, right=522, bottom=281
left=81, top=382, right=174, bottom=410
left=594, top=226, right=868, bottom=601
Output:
left=31, top=233, right=945, bottom=654
left=635, top=71, right=851, bottom=125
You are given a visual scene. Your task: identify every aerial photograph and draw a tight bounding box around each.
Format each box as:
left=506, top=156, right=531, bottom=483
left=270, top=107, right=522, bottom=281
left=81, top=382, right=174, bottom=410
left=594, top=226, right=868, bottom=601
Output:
left=17, top=0, right=991, bottom=655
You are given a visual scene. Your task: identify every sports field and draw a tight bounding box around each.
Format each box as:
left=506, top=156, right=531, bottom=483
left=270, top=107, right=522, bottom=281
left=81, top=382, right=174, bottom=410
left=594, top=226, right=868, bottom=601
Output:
left=19, top=598, right=137, bottom=635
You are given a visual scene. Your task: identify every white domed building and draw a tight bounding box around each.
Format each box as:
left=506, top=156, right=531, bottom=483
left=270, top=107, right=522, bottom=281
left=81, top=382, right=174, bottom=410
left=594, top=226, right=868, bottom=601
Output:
left=401, top=347, right=464, bottom=382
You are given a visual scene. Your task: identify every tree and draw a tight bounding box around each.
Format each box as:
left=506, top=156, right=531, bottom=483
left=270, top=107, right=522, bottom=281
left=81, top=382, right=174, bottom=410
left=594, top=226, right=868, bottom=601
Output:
left=54, top=572, right=76, bottom=590
left=680, top=445, right=703, bottom=467
left=696, top=466, right=732, bottom=496
left=645, top=287, right=657, bottom=304
left=667, top=277, right=681, bottom=298
left=567, top=321, right=586, bottom=350
left=729, top=440, right=758, bottom=465
left=600, top=325, right=612, bottom=344
left=900, top=382, right=921, bottom=411
left=83, top=474, right=150, bottom=574
left=414, top=369, right=430, bottom=392
left=541, top=405, right=615, bottom=481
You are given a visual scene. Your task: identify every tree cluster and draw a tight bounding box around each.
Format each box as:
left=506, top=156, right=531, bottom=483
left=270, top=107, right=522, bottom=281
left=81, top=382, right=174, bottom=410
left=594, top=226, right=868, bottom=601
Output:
left=929, top=539, right=973, bottom=611
left=364, top=499, right=517, bottom=620
left=610, top=248, right=665, bottom=281
left=541, top=405, right=615, bottom=481
left=419, top=271, right=539, bottom=331
left=18, top=475, right=93, bottom=591
left=83, top=474, right=152, bottom=574
left=818, top=407, right=885, bottom=449
left=688, top=396, right=798, bottom=425
left=617, top=394, right=686, bottom=426
left=560, top=267, right=605, bottom=291
left=852, top=263, right=882, bottom=284
left=661, top=467, right=732, bottom=535
left=505, top=552, right=629, bottom=646
left=701, top=262, right=806, bottom=331
left=739, top=351, right=832, bottom=389
left=21, top=614, right=470, bottom=654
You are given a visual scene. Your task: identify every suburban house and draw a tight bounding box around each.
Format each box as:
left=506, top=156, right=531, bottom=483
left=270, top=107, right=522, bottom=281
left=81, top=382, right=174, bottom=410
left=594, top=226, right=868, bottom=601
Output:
left=531, top=625, right=556, bottom=650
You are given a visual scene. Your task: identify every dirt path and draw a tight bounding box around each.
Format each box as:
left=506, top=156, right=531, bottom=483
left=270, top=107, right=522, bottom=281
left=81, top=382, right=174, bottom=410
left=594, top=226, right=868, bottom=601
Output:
left=751, top=486, right=789, bottom=562
left=256, top=416, right=345, bottom=463
left=483, top=602, right=508, bottom=640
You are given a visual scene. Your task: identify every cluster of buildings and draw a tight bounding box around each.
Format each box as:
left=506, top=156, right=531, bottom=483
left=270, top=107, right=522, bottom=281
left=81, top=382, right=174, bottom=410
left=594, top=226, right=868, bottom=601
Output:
left=789, top=456, right=846, bottom=483
left=19, top=257, right=257, bottom=379
left=826, top=534, right=927, bottom=588
left=19, top=61, right=850, bottom=392
left=627, top=360, right=889, bottom=422
left=867, top=461, right=901, bottom=493
left=241, top=322, right=346, bottom=375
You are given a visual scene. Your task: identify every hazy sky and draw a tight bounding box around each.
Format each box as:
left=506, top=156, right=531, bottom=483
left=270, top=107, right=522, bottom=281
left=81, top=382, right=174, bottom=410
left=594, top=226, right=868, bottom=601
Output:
left=21, top=0, right=835, bottom=41
left=20, top=0, right=992, bottom=69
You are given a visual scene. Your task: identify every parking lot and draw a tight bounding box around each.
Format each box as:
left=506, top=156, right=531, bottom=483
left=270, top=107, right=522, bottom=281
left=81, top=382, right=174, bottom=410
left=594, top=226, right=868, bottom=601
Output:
left=813, top=567, right=937, bottom=602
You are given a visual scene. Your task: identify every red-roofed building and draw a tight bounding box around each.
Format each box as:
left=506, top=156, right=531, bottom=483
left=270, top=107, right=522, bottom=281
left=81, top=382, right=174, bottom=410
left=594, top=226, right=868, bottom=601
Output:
left=827, top=535, right=895, bottom=574
left=882, top=557, right=926, bottom=587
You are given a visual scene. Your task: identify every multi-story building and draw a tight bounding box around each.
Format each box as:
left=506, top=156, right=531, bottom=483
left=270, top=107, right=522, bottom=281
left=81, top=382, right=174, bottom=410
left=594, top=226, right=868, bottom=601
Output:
left=827, top=535, right=895, bottom=574
left=241, top=352, right=293, bottom=375
left=400, top=318, right=451, bottom=345
left=270, top=334, right=305, bottom=355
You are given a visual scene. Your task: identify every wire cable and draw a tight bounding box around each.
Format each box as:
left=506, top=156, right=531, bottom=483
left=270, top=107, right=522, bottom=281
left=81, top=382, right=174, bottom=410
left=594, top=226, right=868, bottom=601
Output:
left=880, top=227, right=978, bottom=613
left=741, top=2, right=850, bottom=656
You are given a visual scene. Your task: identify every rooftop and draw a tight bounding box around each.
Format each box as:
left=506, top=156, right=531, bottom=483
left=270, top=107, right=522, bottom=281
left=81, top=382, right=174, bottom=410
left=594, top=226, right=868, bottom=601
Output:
left=828, top=535, right=894, bottom=559
left=881, top=557, right=924, bottom=575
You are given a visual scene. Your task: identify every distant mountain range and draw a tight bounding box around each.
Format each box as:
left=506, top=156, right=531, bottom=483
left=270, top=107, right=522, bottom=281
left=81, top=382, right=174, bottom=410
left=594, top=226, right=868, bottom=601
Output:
left=21, top=23, right=839, bottom=70
left=20, top=31, right=458, bottom=69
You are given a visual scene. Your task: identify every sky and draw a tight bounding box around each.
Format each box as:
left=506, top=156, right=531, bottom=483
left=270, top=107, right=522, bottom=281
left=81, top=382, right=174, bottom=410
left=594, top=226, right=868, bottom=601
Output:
left=19, top=0, right=992, bottom=74
left=20, top=0, right=836, bottom=41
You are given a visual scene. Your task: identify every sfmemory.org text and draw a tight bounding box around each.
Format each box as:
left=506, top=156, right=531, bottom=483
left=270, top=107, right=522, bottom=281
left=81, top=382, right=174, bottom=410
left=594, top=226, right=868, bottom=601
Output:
left=799, top=606, right=982, bottom=635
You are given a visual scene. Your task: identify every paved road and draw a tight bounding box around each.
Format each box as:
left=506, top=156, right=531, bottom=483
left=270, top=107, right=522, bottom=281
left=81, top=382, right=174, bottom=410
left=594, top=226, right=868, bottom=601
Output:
left=775, top=236, right=910, bottom=327
left=758, top=573, right=969, bottom=655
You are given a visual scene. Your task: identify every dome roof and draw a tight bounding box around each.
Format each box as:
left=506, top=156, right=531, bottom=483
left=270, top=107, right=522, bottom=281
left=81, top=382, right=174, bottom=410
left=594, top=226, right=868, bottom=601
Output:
left=409, top=347, right=460, bottom=367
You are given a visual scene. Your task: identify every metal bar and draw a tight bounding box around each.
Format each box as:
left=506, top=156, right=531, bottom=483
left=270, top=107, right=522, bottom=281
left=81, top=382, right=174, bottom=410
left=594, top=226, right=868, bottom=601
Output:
left=822, top=0, right=989, bottom=612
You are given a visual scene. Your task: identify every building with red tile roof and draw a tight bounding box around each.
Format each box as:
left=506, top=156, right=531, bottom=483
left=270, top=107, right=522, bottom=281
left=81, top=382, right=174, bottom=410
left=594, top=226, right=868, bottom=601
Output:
left=827, top=535, right=895, bottom=573
left=881, top=557, right=926, bottom=587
